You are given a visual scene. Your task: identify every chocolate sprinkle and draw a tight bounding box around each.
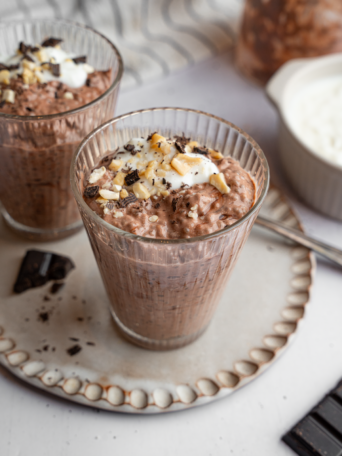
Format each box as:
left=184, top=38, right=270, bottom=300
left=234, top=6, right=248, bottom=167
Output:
left=193, top=146, right=209, bottom=155
left=50, top=282, right=65, bottom=294
left=67, top=344, right=82, bottom=356
left=72, top=55, right=87, bottom=64
left=125, top=169, right=140, bottom=186
left=84, top=185, right=99, bottom=198
left=41, top=37, right=63, bottom=47
left=120, top=193, right=138, bottom=207
left=50, top=63, right=60, bottom=77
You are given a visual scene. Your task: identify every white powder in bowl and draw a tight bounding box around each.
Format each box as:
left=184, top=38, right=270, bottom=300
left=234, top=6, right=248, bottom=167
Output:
left=287, top=75, right=342, bottom=166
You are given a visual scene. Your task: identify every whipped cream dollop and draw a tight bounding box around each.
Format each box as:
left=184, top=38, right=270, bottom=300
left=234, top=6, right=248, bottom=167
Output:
left=87, top=133, right=230, bottom=206
left=0, top=38, right=94, bottom=88
left=112, top=136, right=220, bottom=193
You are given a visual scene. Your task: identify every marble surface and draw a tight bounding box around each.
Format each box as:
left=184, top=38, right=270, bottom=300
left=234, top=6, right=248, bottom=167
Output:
left=1, top=51, right=342, bottom=455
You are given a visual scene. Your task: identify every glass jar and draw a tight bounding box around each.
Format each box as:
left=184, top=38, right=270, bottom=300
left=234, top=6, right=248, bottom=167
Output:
left=235, top=0, right=342, bottom=85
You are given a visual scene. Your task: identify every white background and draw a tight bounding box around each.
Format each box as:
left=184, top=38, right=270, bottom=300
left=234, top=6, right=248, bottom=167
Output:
left=1, top=51, right=342, bottom=456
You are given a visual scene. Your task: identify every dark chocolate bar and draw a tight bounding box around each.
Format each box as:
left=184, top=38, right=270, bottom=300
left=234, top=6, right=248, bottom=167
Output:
left=14, top=250, right=75, bottom=293
left=283, top=379, right=342, bottom=456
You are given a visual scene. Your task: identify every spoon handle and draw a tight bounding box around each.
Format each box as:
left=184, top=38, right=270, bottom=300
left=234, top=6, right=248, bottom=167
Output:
left=256, top=215, right=342, bottom=267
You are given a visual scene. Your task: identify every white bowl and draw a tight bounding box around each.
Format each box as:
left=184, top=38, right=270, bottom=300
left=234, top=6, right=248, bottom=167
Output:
left=266, top=54, right=342, bottom=220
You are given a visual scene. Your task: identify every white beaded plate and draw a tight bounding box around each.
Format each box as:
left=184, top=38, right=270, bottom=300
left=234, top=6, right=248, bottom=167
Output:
left=0, top=188, right=315, bottom=413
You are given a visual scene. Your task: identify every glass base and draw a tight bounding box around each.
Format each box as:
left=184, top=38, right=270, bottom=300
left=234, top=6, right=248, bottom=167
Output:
left=110, top=308, right=209, bottom=351
left=1, top=206, right=83, bottom=242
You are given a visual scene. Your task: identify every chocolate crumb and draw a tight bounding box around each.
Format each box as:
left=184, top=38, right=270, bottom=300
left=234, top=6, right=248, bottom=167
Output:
left=124, top=144, right=135, bottom=152
left=69, top=337, right=79, bottom=341
left=84, top=185, right=99, bottom=198
left=67, top=345, right=82, bottom=356
left=41, top=37, right=63, bottom=47
left=162, top=178, right=166, bottom=185
left=38, top=312, right=49, bottom=323
left=77, top=317, right=84, bottom=322
left=124, top=169, right=140, bottom=186
left=195, top=172, right=198, bottom=175
left=72, top=55, right=87, bottom=64
left=86, top=78, right=91, bottom=87
left=86, top=342, right=95, bottom=346
left=50, top=282, right=65, bottom=294
left=166, top=182, right=172, bottom=189
left=186, top=202, right=190, bottom=208
left=43, top=296, right=51, bottom=302
left=26, top=107, right=33, bottom=112
left=174, top=135, right=190, bottom=146
left=43, top=345, right=49, bottom=351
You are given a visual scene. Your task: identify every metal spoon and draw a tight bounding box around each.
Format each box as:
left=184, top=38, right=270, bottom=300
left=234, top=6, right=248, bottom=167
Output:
left=256, top=215, right=342, bottom=267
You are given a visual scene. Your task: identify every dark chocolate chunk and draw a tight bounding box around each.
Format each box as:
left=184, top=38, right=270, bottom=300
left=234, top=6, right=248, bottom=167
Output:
left=49, top=63, right=60, bottom=77
left=23, top=54, right=34, bottom=62
left=283, top=378, right=342, bottom=456
left=83, top=185, right=99, bottom=198
left=43, top=345, right=49, bottom=351
left=193, top=146, right=209, bottom=155
left=26, top=107, right=33, bottom=112
left=120, top=193, right=138, bottom=208
left=72, top=55, right=87, bottom=64
left=13, top=250, right=75, bottom=293
left=67, top=345, right=82, bottom=356
left=124, top=144, right=135, bottom=152
left=172, top=197, right=180, bottom=213
left=50, top=282, right=65, bottom=294
left=19, top=41, right=29, bottom=54
left=125, top=169, right=140, bottom=186
left=147, top=131, right=157, bottom=141
left=174, top=141, right=185, bottom=154
left=162, top=178, right=166, bottom=185
left=85, top=78, right=91, bottom=87
left=41, top=37, right=63, bottom=47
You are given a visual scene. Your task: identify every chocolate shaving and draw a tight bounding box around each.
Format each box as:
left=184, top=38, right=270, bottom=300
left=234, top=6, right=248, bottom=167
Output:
left=19, top=41, right=29, bottom=54
left=147, top=131, right=157, bottom=141
left=83, top=185, right=99, bottom=198
left=166, top=182, right=172, bottom=189
left=67, top=344, right=82, bottom=356
left=22, top=54, right=34, bottom=62
left=120, top=193, right=138, bottom=207
left=41, top=37, right=63, bottom=47
left=72, top=55, right=87, bottom=64
left=49, top=63, right=60, bottom=77
left=172, top=197, right=180, bottom=213
left=125, top=169, right=140, bottom=186
left=124, top=144, right=135, bottom=152
left=193, top=146, right=209, bottom=155
left=174, top=135, right=190, bottom=146
left=106, top=202, right=116, bottom=210
left=174, top=141, right=185, bottom=154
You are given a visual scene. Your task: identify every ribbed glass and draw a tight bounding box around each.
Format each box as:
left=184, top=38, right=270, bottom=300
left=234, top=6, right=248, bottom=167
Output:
left=0, top=20, right=123, bottom=241
left=71, top=108, right=270, bottom=350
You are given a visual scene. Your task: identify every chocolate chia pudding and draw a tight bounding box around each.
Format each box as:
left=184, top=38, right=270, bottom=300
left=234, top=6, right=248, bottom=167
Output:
left=73, top=118, right=269, bottom=350
left=0, top=21, right=122, bottom=240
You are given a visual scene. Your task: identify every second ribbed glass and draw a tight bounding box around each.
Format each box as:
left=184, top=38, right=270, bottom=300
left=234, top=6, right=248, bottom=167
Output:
left=71, top=108, right=269, bottom=350
left=0, top=20, right=123, bottom=241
